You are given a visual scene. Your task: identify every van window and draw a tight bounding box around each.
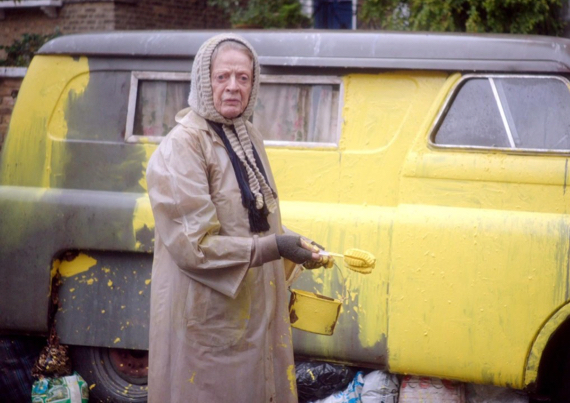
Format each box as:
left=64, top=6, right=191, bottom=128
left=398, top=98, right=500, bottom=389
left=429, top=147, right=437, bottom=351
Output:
left=125, top=72, right=191, bottom=143
left=432, top=75, right=570, bottom=151
left=253, top=76, right=341, bottom=145
left=125, top=72, right=341, bottom=146
left=133, top=80, right=190, bottom=138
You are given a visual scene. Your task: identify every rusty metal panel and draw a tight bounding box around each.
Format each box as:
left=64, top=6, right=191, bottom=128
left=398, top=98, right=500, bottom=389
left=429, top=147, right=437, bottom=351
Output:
left=56, top=251, right=152, bottom=350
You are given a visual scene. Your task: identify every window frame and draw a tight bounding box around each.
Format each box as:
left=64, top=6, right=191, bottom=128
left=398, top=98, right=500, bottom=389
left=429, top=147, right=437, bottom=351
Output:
left=125, top=71, right=191, bottom=144
left=124, top=71, right=343, bottom=148
left=428, top=73, right=570, bottom=155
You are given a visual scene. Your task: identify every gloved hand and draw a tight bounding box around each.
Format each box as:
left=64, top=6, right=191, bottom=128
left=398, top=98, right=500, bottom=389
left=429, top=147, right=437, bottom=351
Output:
left=276, top=235, right=315, bottom=264
left=301, top=238, right=334, bottom=270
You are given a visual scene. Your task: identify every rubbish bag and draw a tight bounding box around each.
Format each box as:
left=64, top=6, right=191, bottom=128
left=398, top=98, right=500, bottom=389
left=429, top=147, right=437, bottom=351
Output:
left=296, top=361, right=356, bottom=402
left=31, top=372, right=89, bottom=403
left=311, top=371, right=365, bottom=403
left=361, top=370, right=400, bottom=403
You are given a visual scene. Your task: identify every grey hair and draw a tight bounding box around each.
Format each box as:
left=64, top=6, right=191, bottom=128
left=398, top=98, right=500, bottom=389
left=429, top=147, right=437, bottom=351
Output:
left=211, top=40, right=254, bottom=68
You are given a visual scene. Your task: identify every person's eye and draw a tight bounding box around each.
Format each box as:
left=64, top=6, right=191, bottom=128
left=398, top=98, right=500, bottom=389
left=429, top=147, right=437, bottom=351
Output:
left=240, top=75, right=250, bottom=82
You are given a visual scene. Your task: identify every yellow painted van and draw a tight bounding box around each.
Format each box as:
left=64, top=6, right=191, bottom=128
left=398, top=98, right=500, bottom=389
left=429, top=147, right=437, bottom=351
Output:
left=2, top=31, right=570, bottom=401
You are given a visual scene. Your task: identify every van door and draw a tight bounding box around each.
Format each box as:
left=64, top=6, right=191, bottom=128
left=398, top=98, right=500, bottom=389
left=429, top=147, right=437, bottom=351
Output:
left=391, top=74, right=570, bottom=388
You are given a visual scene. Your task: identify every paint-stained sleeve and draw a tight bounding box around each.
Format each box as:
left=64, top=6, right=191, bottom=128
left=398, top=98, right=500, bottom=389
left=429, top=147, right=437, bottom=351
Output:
left=146, top=126, right=252, bottom=299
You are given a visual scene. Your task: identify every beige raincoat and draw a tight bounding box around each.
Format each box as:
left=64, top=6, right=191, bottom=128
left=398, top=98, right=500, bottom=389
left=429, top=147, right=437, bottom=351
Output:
left=146, top=34, right=298, bottom=403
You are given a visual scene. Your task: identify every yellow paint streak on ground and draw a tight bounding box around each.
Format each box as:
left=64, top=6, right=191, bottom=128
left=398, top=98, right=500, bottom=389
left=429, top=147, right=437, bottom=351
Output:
left=145, top=279, right=151, bottom=285
left=89, top=384, right=95, bottom=390
left=114, top=337, right=121, bottom=344
left=58, top=253, right=97, bottom=277
left=287, top=364, right=297, bottom=399
left=189, top=372, right=196, bottom=383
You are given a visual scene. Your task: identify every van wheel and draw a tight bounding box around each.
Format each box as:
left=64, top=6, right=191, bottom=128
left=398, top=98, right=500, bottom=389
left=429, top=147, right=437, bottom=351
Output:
left=71, top=346, right=148, bottom=402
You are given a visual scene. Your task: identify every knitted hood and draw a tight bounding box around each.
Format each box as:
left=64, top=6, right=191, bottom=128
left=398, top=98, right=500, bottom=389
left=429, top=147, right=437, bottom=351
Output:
left=187, top=33, right=277, bottom=231
left=188, top=33, right=260, bottom=125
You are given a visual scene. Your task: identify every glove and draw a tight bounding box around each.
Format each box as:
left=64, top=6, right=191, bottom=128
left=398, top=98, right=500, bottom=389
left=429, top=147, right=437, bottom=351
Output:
left=276, top=235, right=314, bottom=264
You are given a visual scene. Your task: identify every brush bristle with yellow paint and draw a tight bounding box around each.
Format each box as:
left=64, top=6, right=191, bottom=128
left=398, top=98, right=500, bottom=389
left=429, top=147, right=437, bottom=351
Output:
left=319, top=248, right=376, bottom=274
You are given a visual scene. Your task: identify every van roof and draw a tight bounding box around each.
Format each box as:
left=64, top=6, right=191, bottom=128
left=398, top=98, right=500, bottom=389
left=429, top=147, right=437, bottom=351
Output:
left=38, top=30, right=570, bottom=73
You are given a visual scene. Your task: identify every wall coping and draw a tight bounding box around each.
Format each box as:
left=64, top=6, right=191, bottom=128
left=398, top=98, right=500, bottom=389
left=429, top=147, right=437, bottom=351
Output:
left=0, top=67, right=28, bottom=78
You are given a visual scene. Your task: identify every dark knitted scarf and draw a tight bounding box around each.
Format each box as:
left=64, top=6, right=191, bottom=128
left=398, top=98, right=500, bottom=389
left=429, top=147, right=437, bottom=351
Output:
left=207, top=120, right=276, bottom=233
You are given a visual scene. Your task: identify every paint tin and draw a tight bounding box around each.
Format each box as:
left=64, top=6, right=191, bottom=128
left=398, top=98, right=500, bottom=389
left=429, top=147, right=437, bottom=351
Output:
left=288, top=289, right=342, bottom=336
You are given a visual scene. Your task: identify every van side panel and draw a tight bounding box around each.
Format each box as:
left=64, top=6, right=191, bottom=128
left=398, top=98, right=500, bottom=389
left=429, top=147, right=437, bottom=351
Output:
left=0, top=56, right=155, bottom=339
left=388, top=103, right=570, bottom=387
left=267, top=72, right=449, bottom=366
left=0, top=56, right=90, bottom=333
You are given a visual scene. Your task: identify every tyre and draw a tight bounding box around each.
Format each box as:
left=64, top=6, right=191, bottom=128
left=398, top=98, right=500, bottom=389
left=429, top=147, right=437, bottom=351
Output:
left=533, top=320, right=570, bottom=403
left=70, top=346, right=148, bottom=402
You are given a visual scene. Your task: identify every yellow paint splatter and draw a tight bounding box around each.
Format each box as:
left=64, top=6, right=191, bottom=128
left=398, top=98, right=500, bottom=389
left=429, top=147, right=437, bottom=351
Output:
left=133, top=195, right=154, bottom=250
left=189, top=372, right=196, bottom=383
left=102, top=267, right=111, bottom=274
left=50, top=259, right=60, bottom=281
left=107, top=280, right=113, bottom=287
left=89, top=384, right=96, bottom=390
left=59, top=253, right=97, bottom=277
left=145, top=279, right=151, bottom=285
left=101, top=310, right=105, bottom=314
left=69, top=288, right=75, bottom=293
left=86, top=279, right=94, bottom=285
left=138, top=290, right=143, bottom=295
left=114, top=337, right=121, bottom=344
left=287, top=365, right=297, bottom=399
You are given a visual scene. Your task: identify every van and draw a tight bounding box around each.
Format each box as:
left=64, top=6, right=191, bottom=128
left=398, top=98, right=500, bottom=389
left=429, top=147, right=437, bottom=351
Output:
left=2, top=30, right=570, bottom=401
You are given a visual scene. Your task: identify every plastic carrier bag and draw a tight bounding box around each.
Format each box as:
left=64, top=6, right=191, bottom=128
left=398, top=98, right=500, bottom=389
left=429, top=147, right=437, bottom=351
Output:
left=31, top=372, right=89, bottom=403
left=296, top=361, right=356, bottom=402
left=311, top=371, right=365, bottom=403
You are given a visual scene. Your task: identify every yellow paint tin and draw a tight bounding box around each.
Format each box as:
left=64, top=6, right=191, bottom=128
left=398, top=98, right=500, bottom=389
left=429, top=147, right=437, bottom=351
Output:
left=288, top=289, right=342, bottom=336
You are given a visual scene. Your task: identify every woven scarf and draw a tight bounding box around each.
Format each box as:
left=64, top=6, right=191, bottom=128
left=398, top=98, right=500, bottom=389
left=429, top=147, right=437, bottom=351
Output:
left=207, top=120, right=274, bottom=232
left=188, top=33, right=277, bottom=233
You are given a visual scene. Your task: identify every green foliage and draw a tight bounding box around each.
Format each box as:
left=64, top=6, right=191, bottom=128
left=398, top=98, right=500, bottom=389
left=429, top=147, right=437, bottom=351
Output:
left=359, top=0, right=565, bottom=35
left=208, top=0, right=312, bottom=28
left=0, top=30, right=61, bottom=67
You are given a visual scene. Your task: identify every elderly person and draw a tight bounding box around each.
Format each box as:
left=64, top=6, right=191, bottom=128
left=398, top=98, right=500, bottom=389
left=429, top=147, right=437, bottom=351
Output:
left=146, top=33, right=329, bottom=402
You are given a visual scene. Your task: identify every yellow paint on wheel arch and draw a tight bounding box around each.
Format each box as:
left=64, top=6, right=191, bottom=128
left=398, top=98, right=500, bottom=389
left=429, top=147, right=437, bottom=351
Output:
left=58, top=253, right=97, bottom=277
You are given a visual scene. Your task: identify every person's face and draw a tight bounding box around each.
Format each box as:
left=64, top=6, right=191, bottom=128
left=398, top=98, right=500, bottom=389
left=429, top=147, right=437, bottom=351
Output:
left=210, top=48, right=253, bottom=119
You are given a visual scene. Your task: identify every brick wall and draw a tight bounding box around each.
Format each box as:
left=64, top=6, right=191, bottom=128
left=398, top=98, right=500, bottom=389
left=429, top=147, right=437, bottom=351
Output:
left=0, top=69, right=26, bottom=152
left=115, top=0, right=229, bottom=30
left=0, top=0, right=230, bottom=56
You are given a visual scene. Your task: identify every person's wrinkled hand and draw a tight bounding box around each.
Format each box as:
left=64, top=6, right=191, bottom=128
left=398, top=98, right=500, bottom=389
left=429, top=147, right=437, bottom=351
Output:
left=303, top=254, right=334, bottom=270
left=299, top=238, right=334, bottom=270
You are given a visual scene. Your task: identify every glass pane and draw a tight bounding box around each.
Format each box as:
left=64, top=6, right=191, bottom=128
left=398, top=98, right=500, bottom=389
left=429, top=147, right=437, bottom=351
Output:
left=435, top=78, right=510, bottom=148
left=133, top=80, right=189, bottom=137
left=495, top=77, right=570, bottom=150
left=253, top=83, right=339, bottom=143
